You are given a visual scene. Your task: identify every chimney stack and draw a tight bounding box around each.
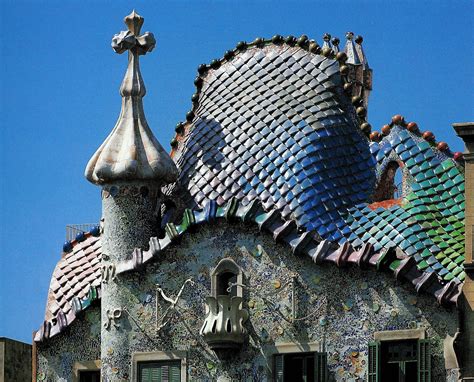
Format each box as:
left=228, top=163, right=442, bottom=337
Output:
left=344, top=32, right=372, bottom=117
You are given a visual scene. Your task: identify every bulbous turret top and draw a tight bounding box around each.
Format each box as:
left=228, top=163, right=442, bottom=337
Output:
left=85, top=10, right=178, bottom=186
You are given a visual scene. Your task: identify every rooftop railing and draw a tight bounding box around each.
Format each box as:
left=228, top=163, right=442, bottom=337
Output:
left=65, top=223, right=98, bottom=241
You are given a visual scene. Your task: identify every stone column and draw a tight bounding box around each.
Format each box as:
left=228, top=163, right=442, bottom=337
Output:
left=84, top=11, right=178, bottom=381
left=453, top=122, right=474, bottom=379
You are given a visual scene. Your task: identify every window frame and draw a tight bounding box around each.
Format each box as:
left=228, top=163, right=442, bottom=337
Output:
left=266, top=341, right=327, bottom=381
left=369, top=329, right=430, bottom=382
left=210, top=258, right=243, bottom=298
left=373, top=160, right=409, bottom=201
left=72, top=360, right=101, bottom=382
left=131, top=351, right=187, bottom=382
left=137, top=359, right=182, bottom=382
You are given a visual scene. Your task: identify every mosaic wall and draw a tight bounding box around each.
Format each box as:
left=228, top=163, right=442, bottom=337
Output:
left=37, top=306, right=101, bottom=381
left=37, top=223, right=460, bottom=381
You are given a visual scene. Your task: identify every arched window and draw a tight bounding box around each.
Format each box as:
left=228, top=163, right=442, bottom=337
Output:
left=393, top=165, right=403, bottom=199
left=211, top=258, right=243, bottom=298
left=374, top=161, right=406, bottom=201
left=216, top=272, right=238, bottom=296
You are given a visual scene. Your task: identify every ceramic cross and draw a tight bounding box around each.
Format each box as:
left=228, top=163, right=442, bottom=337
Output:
left=111, top=10, right=156, bottom=98
left=111, top=10, right=156, bottom=56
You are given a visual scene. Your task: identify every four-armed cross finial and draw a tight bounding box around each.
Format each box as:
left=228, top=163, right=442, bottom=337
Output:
left=111, top=10, right=156, bottom=56
left=111, top=10, right=156, bottom=97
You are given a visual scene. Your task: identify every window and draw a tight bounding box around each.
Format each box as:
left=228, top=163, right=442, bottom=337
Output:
left=274, top=352, right=327, bottom=382
left=79, top=371, right=100, bottom=382
left=216, top=271, right=237, bottom=296
left=368, top=339, right=431, bottom=382
left=374, top=161, right=406, bottom=201
left=132, top=351, right=186, bottom=382
left=138, top=360, right=181, bottom=382
left=211, top=258, right=243, bottom=298
left=73, top=361, right=101, bottom=382
left=393, top=165, right=403, bottom=199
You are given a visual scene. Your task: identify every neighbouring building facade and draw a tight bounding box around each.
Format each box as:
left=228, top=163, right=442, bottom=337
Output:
left=0, top=337, right=32, bottom=382
left=33, top=11, right=474, bottom=382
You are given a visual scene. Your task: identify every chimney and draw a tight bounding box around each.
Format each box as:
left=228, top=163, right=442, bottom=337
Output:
left=453, top=123, right=474, bottom=295
left=343, top=32, right=372, bottom=117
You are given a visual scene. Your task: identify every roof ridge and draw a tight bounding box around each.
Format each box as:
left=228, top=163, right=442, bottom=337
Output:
left=369, top=114, right=465, bottom=162
left=116, top=197, right=460, bottom=303
left=169, top=33, right=369, bottom=156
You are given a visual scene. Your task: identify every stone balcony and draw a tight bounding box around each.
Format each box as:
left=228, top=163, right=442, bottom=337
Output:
left=200, top=295, right=249, bottom=350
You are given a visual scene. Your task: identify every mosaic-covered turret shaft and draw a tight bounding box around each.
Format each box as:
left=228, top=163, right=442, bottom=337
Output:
left=84, top=10, right=177, bottom=381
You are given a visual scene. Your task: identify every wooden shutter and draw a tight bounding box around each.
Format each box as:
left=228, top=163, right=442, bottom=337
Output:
left=368, top=341, right=380, bottom=382
left=139, top=366, right=149, bottom=382
left=169, top=361, right=181, bottom=382
left=274, top=354, right=284, bottom=382
left=152, top=365, right=162, bottom=382
left=162, top=364, right=169, bottom=382
left=314, top=352, right=327, bottom=382
left=139, top=361, right=181, bottom=382
left=139, top=364, right=161, bottom=382
left=418, top=339, right=431, bottom=382
left=140, top=366, right=152, bottom=382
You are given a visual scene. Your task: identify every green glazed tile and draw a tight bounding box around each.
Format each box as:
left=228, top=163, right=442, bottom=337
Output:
left=454, top=256, right=465, bottom=265
left=440, top=257, right=451, bottom=265
left=418, top=260, right=429, bottom=270
left=444, top=273, right=454, bottom=281
left=446, top=262, right=456, bottom=271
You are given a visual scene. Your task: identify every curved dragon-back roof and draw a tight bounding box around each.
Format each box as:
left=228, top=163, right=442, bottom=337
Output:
left=35, top=196, right=462, bottom=342
left=166, top=36, right=376, bottom=242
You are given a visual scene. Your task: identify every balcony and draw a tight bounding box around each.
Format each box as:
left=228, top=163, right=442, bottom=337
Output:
left=200, top=295, right=248, bottom=350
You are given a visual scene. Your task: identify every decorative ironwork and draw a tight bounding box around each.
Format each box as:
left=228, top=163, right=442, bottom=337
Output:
left=104, top=308, right=122, bottom=330
left=155, top=278, right=194, bottom=332
left=229, top=278, right=327, bottom=324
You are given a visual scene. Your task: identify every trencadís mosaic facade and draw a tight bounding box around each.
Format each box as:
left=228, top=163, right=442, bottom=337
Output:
left=36, top=224, right=460, bottom=381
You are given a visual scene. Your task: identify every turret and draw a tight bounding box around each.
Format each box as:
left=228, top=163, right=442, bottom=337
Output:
left=84, top=10, right=177, bottom=381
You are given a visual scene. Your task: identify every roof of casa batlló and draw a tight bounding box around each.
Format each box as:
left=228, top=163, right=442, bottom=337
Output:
left=34, top=32, right=466, bottom=342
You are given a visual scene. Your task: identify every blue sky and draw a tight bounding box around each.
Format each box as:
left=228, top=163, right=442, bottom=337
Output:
left=0, top=0, right=472, bottom=343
